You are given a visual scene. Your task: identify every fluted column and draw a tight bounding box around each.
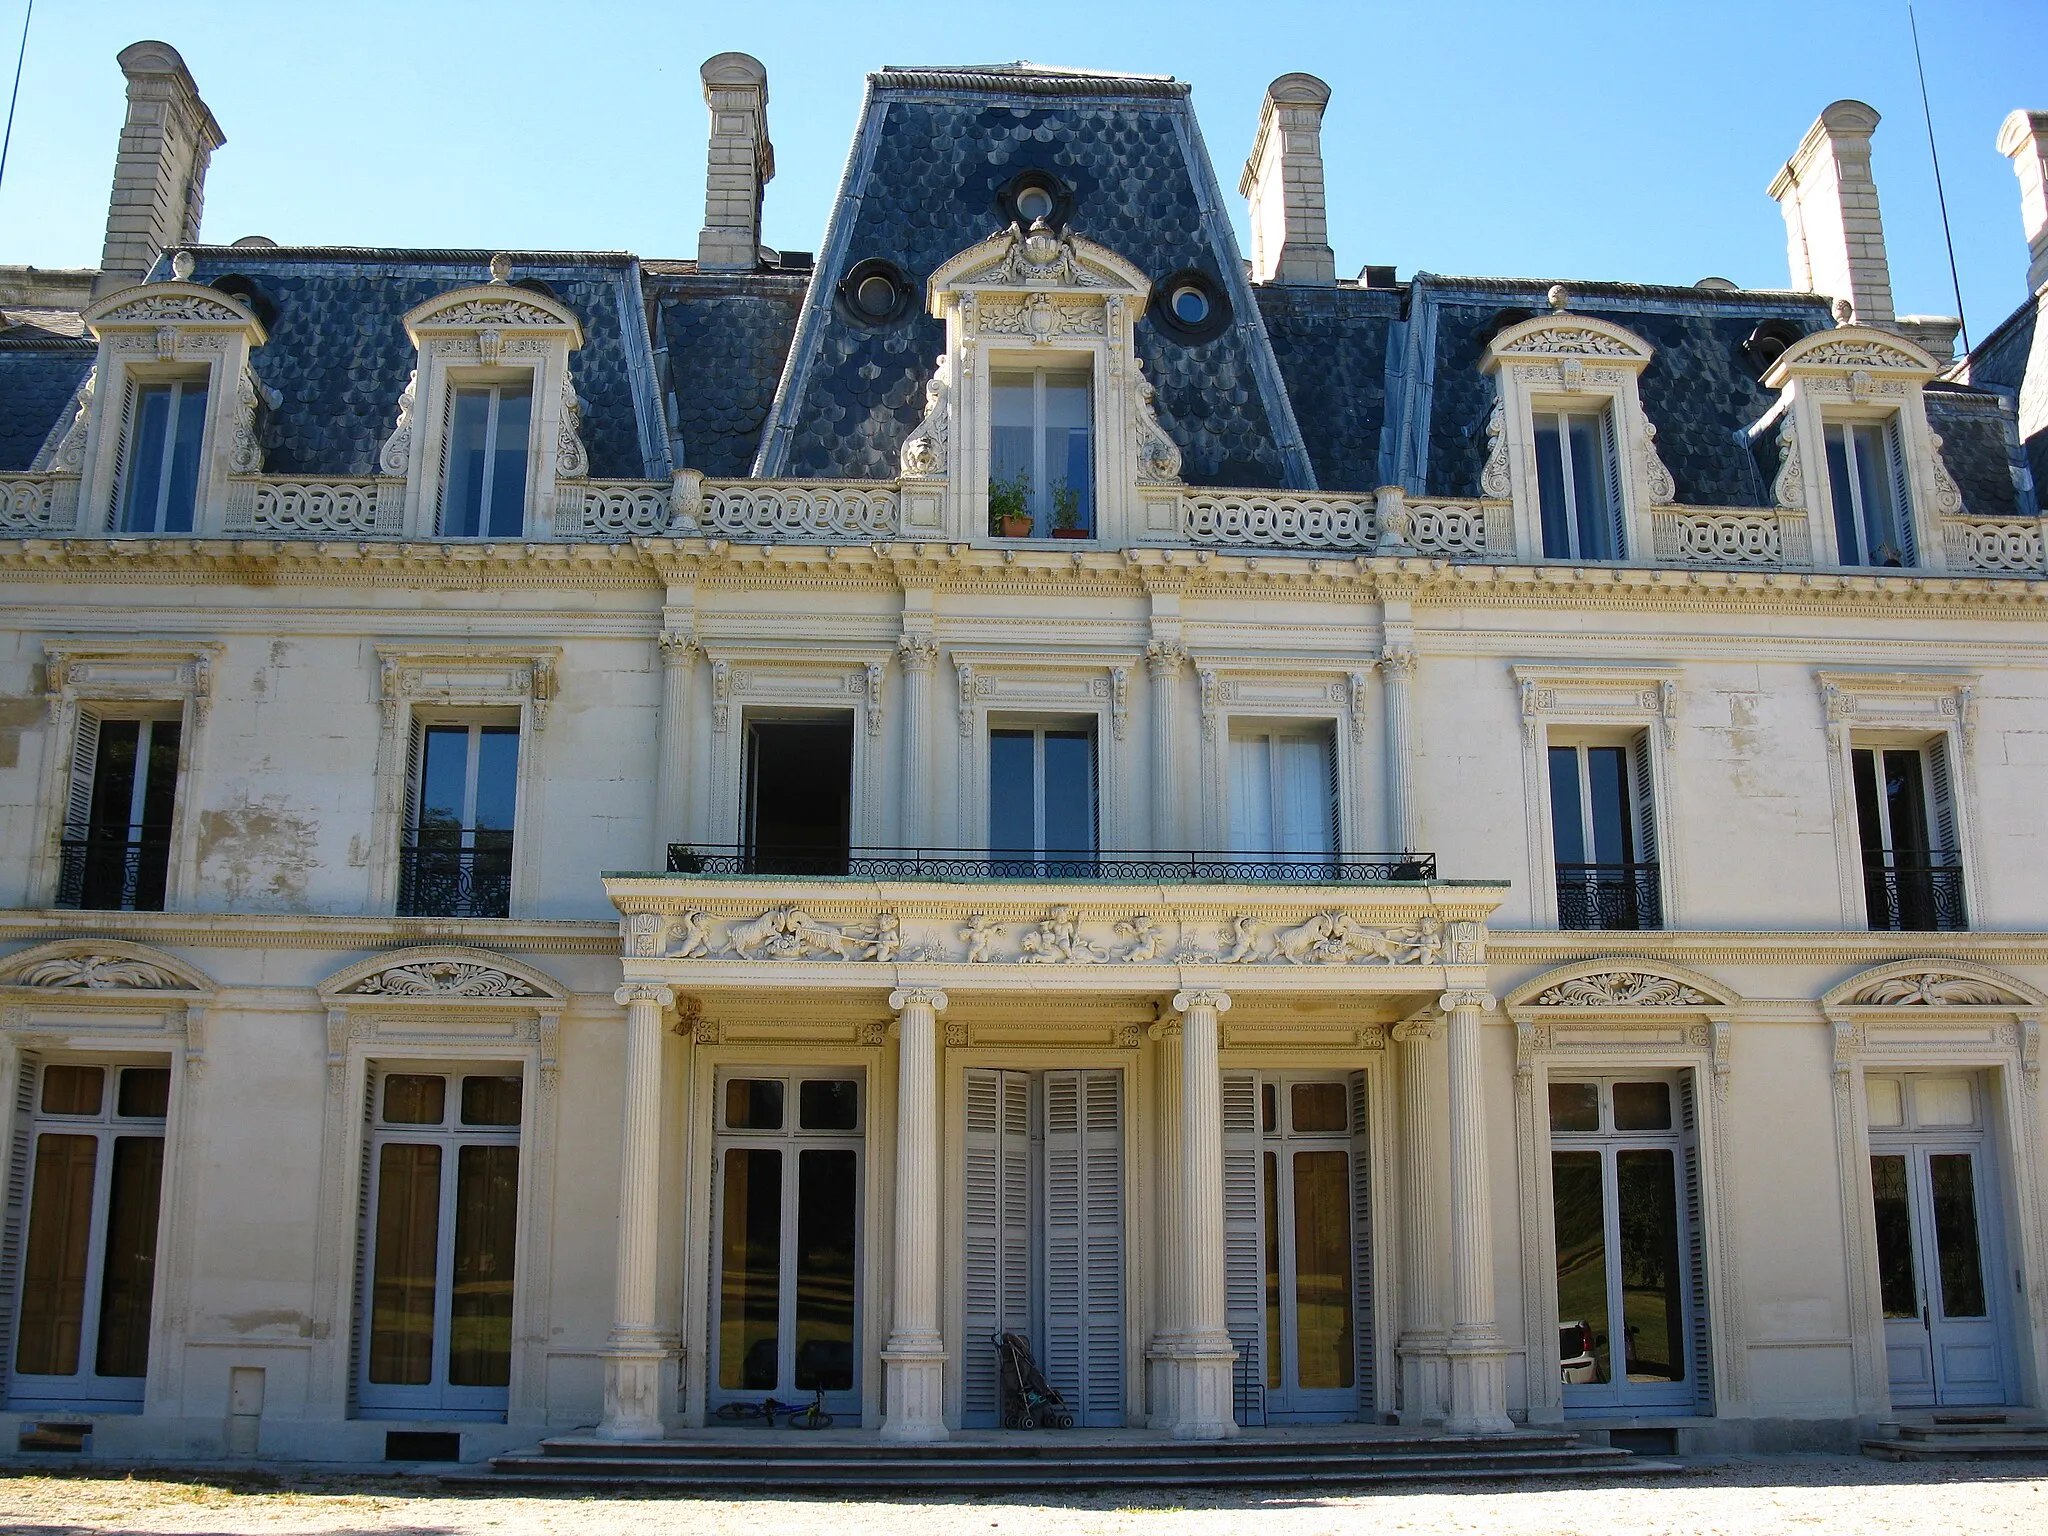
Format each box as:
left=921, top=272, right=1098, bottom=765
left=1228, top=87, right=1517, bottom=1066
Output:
left=1146, top=641, right=1186, bottom=851
left=654, top=629, right=700, bottom=868
left=599, top=981, right=675, bottom=1440
left=1167, top=989, right=1238, bottom=1438
left=1441, top=988, right=1512, bottom=1433
left=1378, top=643, right=1420, bottom=852
left=1392, top=1015, right=1450, bottom=1423
left=897, top=635, right=937, bottom=848
left=1145, top=1015, right=1184, bottom=1427
left=882, top=987, right=949, bottom=1441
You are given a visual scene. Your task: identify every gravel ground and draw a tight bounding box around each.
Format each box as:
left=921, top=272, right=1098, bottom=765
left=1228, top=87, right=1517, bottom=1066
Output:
left=0, top=1458, right=2045, bottom=1535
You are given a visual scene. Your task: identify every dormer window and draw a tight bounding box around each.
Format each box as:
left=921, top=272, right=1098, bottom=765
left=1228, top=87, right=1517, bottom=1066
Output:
left=117, top=380, right=209, bottom=534
left=1534, top=406, right=1621, bottom=561
left=991, top=365, right=1093, bottom=537
left=443, top=383, right=533, bottom=539
left=1823, top=417, right=1910, bottom=567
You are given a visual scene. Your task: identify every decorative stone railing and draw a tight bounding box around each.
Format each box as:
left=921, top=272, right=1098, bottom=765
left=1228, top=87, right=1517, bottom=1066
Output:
left=684, top=480, right=900, bottom=542
left=0, top=474, right=80, bottom=533
left=223, top=476, right=402, bottom=536
left=553, top=480, right=672, bottom=540
left=1943, top=516, right=2047, bottom=574
left=1650, top=507, right=1812, bottom=568
left=1394, top=499, right=1515, bottom=559
left=1182, top=491, right=1377, bottom=550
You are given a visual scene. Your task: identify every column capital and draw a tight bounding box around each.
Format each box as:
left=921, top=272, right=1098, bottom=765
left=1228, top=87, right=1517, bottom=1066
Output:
left=1172, top=989, right=1231, bottom=1014
left=1392, top=1015, right=1444, bottom=1044
left=889, top=987, right=949, bottom=1013
left=897, top=633, right=940, bottom=672
left=1377, top=643, right=1417, bottom=681
left=657, top=630, right=702, bottom=663
left=1438, top=989, right=1496, bottom=1015
left=613, top=982, right=675, bottom=1010
left=1147, top=1016, right=1183, bottom=1041
left=1146, top=639, right=1188, bottom=678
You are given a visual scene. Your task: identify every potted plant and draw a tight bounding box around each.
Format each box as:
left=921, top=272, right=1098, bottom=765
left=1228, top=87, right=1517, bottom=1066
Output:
left=988, top=470, right=1035, bottom=538
left=1050, top=481, right=1088, bottom=539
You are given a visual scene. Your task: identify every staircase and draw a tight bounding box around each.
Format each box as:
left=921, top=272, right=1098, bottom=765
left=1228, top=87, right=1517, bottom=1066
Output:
left=469, top=1427, right=1672, bottom=1493
left=1863, top=1412, right=2048, bottom=1462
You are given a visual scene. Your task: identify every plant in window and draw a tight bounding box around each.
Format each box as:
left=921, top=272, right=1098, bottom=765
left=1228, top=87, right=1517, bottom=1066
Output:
left=988, top=469, right=1035, bottom=538
left=1050, top=480, right=1086, bottom=538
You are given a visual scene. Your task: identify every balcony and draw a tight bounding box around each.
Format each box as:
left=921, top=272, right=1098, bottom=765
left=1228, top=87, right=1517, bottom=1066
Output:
left=1862, top=850, right=1967, bottom=932
left=57, top=829, right=172, bottom=912
left=397, top=836, right=513, bottom=919
left=1555, top=862, right=1662, bottom=931
left=665, top=845, right=1437, bottom=883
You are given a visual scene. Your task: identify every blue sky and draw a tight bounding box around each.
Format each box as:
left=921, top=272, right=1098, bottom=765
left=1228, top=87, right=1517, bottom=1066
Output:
left=2, top=1, right=2044, bottom=338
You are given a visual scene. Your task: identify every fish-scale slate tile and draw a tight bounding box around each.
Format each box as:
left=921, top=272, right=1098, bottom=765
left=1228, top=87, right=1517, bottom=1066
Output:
left=655, top=273, right=806, bottom=478
left=1962, top=294, right=2046, bottom=498
left=0, top=347, right=92, bottom=471
left=1927, top=387, right=2029, bottom=519
left=1255, top=285, right=1396, bottom=492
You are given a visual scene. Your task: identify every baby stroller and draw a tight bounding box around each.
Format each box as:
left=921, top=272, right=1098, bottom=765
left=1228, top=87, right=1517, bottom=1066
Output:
left=992, top=1330, right=1075, bottom=1429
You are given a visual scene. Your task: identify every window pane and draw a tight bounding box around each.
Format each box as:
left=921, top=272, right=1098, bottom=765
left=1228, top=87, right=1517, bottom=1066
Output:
left=383, top=1074, right=447, bottom=1126
left=1291, top=1150, right=1354, bottom=1390
left=1612, top=1081, right=1672, bottom=1132
left=16, top=1133, right=98, bottom=1376
left=798, top=1079, right=859, bottom=1132
left=120, top=386, right=174, bottom=532
left=444, top=389, right=493, bottom=538
left=1534, top=413, right=1571, bottom=558
left=486, top=387, right=531, bottom=539
left=990, top=374, right=1035, bottom=523
left=793, top=1149, right=857, bottom=1391
left=1851, top=748, right=1885, bottom=852
left=1548, top=1081, right=1600, bottom=1134
left=1548, top=746, right=1586, bottom=864
left=1261, top=1082, right=1278, bottom=1136
left=448, top=1143, right=520, bottom=1387
left=162, top=383, right=208, bottom=535
left=1615, top=1147, right=1685, bottom=1383
left=1042, top=731, right=1095, bottom=859
left=1585, top=746, right=1631, bottom=865
left=368, top=1142, right=442, bottom=1384
left=724, top=1078, right=784, bottom=1131
left=1869, top=1154, right=1919, bottom=1318
left=1865, top=1076, right=1906, bottom=1129
left=1551, top=1149, right=1609, bottom=1385
left=1825, top=422, right=1861, bottom=562
left=1851, top=423, right=1899, bottom=565
left=417, top=728, right=471, bottom=842
left=87, top=722, right=140, bottom=837
left=42, top=1065, right=105, bottom=1117
left=474, top=727, right=520, bottom=833
left=1290, top=1082, right=1348, bottom=1134
left=989, top=730, right=1035, bottom=857
left=1044, top=376, right=1092, bottom=531
left=719, top=1147, right=783, bottom=1390
left=117, top=1067, right=171, bottom=1119
left=1262, top=1149, right=1281, bottom=1389
left=94, top=1135, right=166, bottom=1377
left=140, top=719, right=182, bottom=828
left=1230, top=734, right=1276, bottom=854
left=1567, top=413, right=1610, bottom=561
left=1928, top=1153, right=1988, bottom=1319
left=1913, top=1076, right=1974, bottom=1128
left=460, top=1075, right=523, bottom=1127
left=1881, top=751, right=1931, bottom=857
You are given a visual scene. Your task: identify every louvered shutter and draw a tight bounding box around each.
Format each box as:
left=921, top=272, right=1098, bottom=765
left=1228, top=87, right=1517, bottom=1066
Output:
left=107, top=381, right=140, bottom=531
left=347, top=1070, right=379, bottom=1415
left=1630, top=731, right=1660, bottom=926
left=65, top=709, right=102, bottom=840
left=402, top=720, right=426, bottom=840
left=1886, top=422, right=1917, bottom=566
left=1926, top=739, right=1958, bottom=858
left=1221, top=1071, right=1264, bottom=1426
left=1228, top=735, right=1270, bottom=854
left=1080, top=1070, right=1124, bottom=1425
left=1677, top=1072, right=1714, bottom=1413
left=1603, top=407, right=1627, bottom=558
left=963, top=1070, right=1030, bottom=1427
left=0, top=1052, right=40, bottom=1402
left=435, top=386, right=457, bottom=534
left=1348, top=1071, right=1376, bottom=1418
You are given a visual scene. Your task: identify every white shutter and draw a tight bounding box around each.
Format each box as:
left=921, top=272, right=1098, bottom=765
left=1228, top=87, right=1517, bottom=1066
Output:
left=0, top=1052, right=40, bottom=1403
left=347, top=1070, right=380, bottom=1415
left=962, top=1068, right=1030, bottom=1427
left=1677, top=1072, right=1714, bottom=1413
left=1228, top=734, right=1271, bottom=854
left=107, top=380, right=140, bottom=530
left=1222, top=1071, right=1264, bottom=1426
left=402, top=719, right=426, bottom=839
left=1926, top=739, right=1958, bottom=857
left=65, top=708, right=103, bottom=838
left=1602, top=407, right=1627, bottom=558
left=1886, top=421, right=1917, bottom=566
left=1348, top=1071, right=1376, bottom=1419
left=1629, top=731, right=1660, bottom=928
left=1080, top=1070, right=1123, bottom=1425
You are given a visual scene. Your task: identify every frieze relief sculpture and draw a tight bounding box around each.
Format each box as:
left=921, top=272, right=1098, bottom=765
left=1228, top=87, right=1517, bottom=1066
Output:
left=1851, top=971, right=2012, bottom=1007
left=349, top=960, right=538, bottom=997
left=5, top=952, right=183, bottom=989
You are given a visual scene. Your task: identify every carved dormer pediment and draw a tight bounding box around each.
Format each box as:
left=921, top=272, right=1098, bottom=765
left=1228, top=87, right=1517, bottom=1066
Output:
left=1764, top=324, right=1939, bottom=387
left=1823, top=959, right=2041, bottom=1013
left=403, top=285, right=584, bottom=346
left=928, top=223, right=1151, bottom=310
left=83, top=281, right=266, bottom=341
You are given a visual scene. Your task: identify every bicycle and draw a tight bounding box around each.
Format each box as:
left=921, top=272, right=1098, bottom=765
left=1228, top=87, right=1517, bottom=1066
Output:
left=785, top=1387, right=834, bottom=1430
left=709, top=1388, right=834, bottom=1429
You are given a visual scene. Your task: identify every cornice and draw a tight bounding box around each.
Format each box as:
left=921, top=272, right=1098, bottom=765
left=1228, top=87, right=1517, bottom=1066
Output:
left=1486, top=929, right=2048, bottom=970
left=0, top=909, right=622, bottom=955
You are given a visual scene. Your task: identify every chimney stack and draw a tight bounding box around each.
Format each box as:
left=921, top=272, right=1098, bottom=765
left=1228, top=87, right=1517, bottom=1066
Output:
left=1768, top=100, right=1894, bottom=326
left=93, top=41, right=224, bottom=297
left=697, top=52, right=773, bottom=272
left=1240, top=73, right=1336, bottom=285
left=1997, top=109, right=2048, bottom=296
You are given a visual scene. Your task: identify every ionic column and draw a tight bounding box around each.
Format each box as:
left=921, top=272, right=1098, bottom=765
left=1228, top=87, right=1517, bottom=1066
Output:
left=1392, top=1015, right=1449, bottom=1423
left=1378, top=643, right=1420, bottom=852
left=599, top=981, right=675, bottom=1440
left=654, top=629, right=700, bottom=868
left=1167, top=989, right=1238, bottom=1439
left=1146, top=641, right=1185, bottom=851
left=1146, top=1014, right=1184, bottom=1428
left=897, top=635, right=937, bottom=848
left=1441, top=989, right=1513, bottom=1433
left=882, top=988, right=948, bottom=1441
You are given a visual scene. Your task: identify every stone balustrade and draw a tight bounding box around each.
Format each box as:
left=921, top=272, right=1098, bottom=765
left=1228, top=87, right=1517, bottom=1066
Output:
left=1397, top=499, right=1515, bottom=559
left=1944, top=516, right=2047, bottom=574
left=224, top=476, right=401, bottom=536
left=1651, top=507, right=1812, bottom=568
left=0, top=474, right=80, bottom=533
left=683, top=480, right=901, bottom=542
left=554, top=480, right=672, bottom=540
left=1181, top=491, right=1378, bottom=550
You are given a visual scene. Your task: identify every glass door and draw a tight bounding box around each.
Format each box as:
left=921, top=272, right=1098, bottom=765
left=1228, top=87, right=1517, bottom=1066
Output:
left=711, top=1072, right=863, bottom=1415
left=1256, top=1076, right=1363, bottom=1422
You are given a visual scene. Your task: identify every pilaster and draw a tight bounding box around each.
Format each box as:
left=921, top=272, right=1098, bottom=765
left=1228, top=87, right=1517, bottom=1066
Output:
left=1440, top=989, right=1513, bottom=1433
left=654, top=620, right=700, bottom=869
left=1378, top=640, right=1419, bottom=852
left=1146, top=640, right=1186, bottom=852
left=1392, top=1014, right=1449, bottom=1423
left=882, top=987, right=949, bottom=1441
left=1145, top=1013, right=1184, bottom=1427
left=897, top=634, right=938, bottom=847
left=599, top=982, right=676, bottom=1440
left=1166, top=989, right=1238, bottom=1438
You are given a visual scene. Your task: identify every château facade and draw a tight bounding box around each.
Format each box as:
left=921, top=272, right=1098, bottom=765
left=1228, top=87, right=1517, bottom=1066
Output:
left=2, top=41, right=2048, bottom=1463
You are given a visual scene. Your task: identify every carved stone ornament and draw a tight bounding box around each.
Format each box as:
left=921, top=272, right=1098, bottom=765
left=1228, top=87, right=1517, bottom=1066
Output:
left=1023, top=905, right=1107, bottom=964
left=1643, top=419, right=1676, bottom=504
left=227, top=363, right=280, bottom=475
left=93, top=291, right=251, bottom=326
left=981, top=291, right=1107, bottom=343
left=556, top=373, right=589, bottom=479
left=1534, top=972, right=1711, bottom=1007
left=1850, top=971, right=2015, bottom=1007
left=1131, top=360, right=1184, bottom=485
left=379, top=370, right=417, bottom=476
left=1928, top=432, right=1965, bottom=518
left=3, top=952, right=183, bottom=989
left=347, top=960, right=538, bottom=998
left=899, top=357, right=951, bottom=479
left=1268, top=912, right=1443, bottom=966
left=47, top=367, right=96, bottom=473
left=417, top=295, right=565, bottom=329
left=961, top=221, right=1109, bottom=290
left=1479, top=394, right=1512, bottom=500
left=1772, top=417, right=1803, bottom=510
left=1793, top=337, right=1926, bottom=371
left=1497, top=325, right=1641, bottom=358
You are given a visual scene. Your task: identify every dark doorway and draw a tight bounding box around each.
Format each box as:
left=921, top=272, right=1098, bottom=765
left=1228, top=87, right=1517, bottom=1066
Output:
left=745, top=715, right=854, bottom=874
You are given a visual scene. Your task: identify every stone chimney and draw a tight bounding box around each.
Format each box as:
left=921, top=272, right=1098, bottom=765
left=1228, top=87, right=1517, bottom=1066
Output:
left=697, top=52, right=773, bottom=272
left=1240, top=73, right=1336, bottom=285
left=1768, top=99, right=1894, bottom=327
left=93, top=41, right=225, bottom=297
left=1997, top=109, right=2048, bottom=296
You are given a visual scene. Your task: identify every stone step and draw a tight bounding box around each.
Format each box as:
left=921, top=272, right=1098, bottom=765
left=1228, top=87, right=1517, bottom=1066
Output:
left=522, top=1430, right=1583, bottom=1463
left=1895, top=1420, right=2048, bottom=1442
left=1862, top=1435, right=2048, bottom=1462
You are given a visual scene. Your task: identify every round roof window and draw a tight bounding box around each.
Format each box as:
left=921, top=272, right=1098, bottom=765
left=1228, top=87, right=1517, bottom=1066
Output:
left=1148, top=268, right=1229, bottom=344
left=839, top=258, right=910, bottom=325
left=1169, top=284, right=1211, bottom=327
left=855, top=273, right=898, bottom=317
left=1015, top=185, right=1056, bottom=224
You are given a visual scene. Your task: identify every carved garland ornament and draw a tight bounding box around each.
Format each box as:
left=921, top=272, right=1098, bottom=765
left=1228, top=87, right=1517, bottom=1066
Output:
left=3, top=953, right=183, bottom=989
left=346, top=961, right=539, bottom=998
left=1534, top=972, right=1710, bottom=1007
left=95, top=292, right=250, bottom=326
left=1849, top=971, right=2014, bottom=1007
left=1497, top=325, right=1641, bottom=358
left=961, top=223, right=1109, bottom=290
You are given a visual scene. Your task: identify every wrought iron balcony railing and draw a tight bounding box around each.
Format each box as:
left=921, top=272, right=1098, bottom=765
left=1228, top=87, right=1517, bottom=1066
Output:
left=1555, top=862, right=1663, bottom=931
left=664, top=845, right=1437, bottom=883
left=57, top=829, right=173, bottom=911
left=397, top=837, right=514, bottom=918
left=1862, top=849, right=1967, bottom=932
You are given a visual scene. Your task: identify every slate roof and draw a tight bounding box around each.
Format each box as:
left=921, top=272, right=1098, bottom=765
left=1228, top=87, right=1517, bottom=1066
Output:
left=1927, top=384, right=2033, bottom=519
left=1960, top=290, right=2047, bottom=503
left=652, top=269, right=808, bottom=478
left=145, top=248, right=669, bottom=480
left=1253, top=285, right=1398, bottom=493
left=0, top=342, right=92, bottom=472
